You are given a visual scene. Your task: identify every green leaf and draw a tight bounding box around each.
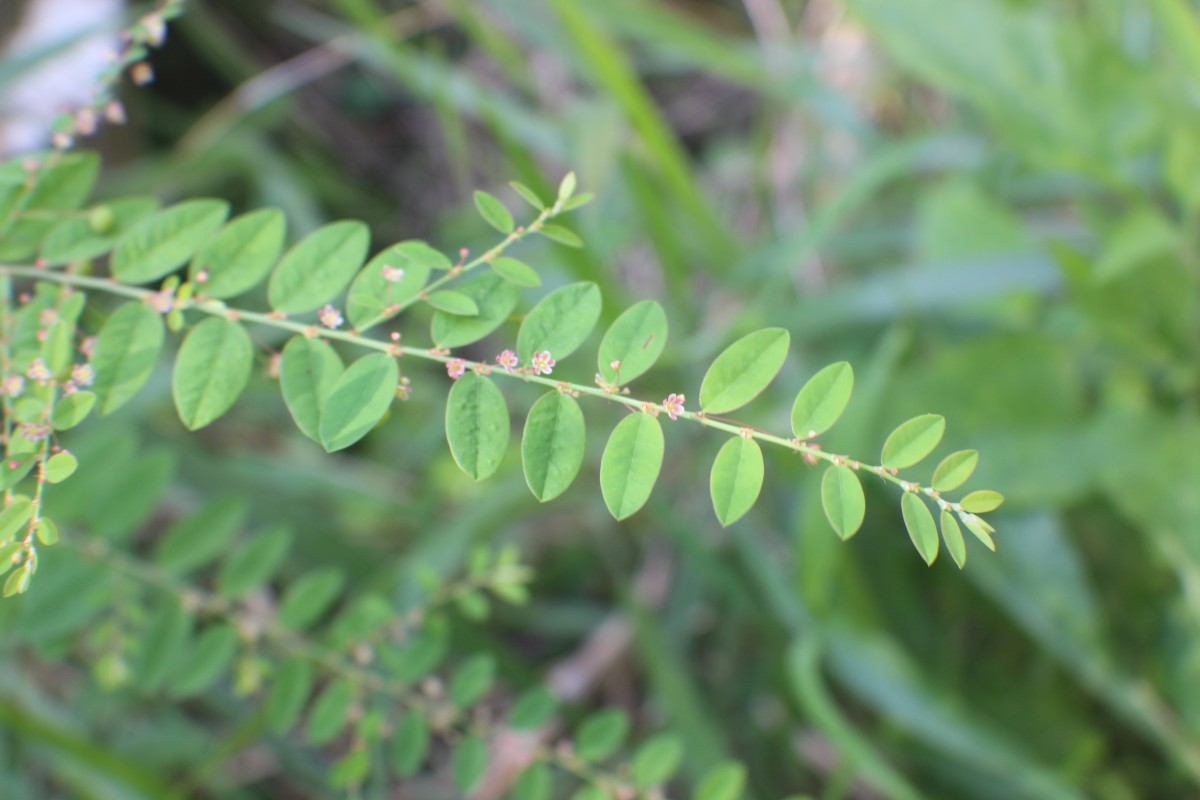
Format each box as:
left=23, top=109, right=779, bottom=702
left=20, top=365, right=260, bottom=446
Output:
left=331, top=749, right=370, bottom=790
left=516, top=281, right=602, bottom=363
left=41, top=196, right=159, bottom=265
left=941, top=510, right=966, bottom=569
left=111, top=199, right=230, bottom=283
left=446, top=372, right=510, bottom=481
left=791, top=361, right=854, bottom=438
left=575, top=709, right=628, bottom=762
left=190, top=208, right=286, bottom=299
left=509, top=180, right=545, bottom=210
left=43, top=451, right=78, bottom=483
left=449, top=654, right=496, bottom=709
left=172, top=317, right=253, bottom=430
left=820, top=464, right=865, bottom=540
left=509, top=687, right=558, bottom=729
left=346, top=244, right=432, bottom=329
left=474, top=190, right=515, bottom=233
left=170, top=624, right=238, bottom=697
left=490, top=256, right=541, bottom=287
left=280, top=336, right=345, bottom=443
left=267, top=659, right=314, bottom=733
left=0, top=457, right=35, bottom=492
left=709, top=436, right=764, bottom=527
left=267, top=220, right=369, bottom=313
left=390, top=711, right=429, bottom=777
left=134, top=598, right=192, bottom=691
left=51, top=391, right=95, bottom=430
left=278, top=567, right=346, bottom=629
left=155, top=496, right=248, bottom=575
left=431, top=272, right=521, bottom=348
left=961, top=513, right=996, bottom=550
left=388, top=240, right=453, bottom=271
left=558, top=172, right=577, bottom=203
left=388, top=627, right=448, bottom=683
left=961, top=489, right=1004, bottom=513
left=880, top=414, right=946, bottom=469
left=513, top=762, right=551, bottom=800
left=216, top=525, right=292, bottom=600
left=91, top=302, right=165, bottom=415
left=521, top=391, right=586, bottom=502
left=631, top=734, right=685, bottom=789
left=570, top=788, right=608, bottom=800
left=452, top=736, right=489, bottom=793
left=0, top=498, right=34, bottom=539
left=425, top=290, right=479, bottom=315
left=695, top=762, right=746, bottom=800
left=597, top=300, right=668, bottom=385
left=2, top=568, right=29, bottom=597
left=35, top=517, right=59, bottom=546
left=931, top=449, right=978, bottom=492
left=537, top=223, right=583, bottom=247
left=318, top=353, right=399, bottom=452
left=699, top=328, right=790, bottom=414
left=308, top=678, right=353, bottom=744
left=901, top=492, right=939, bottom=566
left=600, top=413, right=664, bottom=521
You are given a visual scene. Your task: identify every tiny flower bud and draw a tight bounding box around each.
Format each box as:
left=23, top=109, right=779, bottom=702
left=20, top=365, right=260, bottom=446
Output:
left=380, top=264, right=405, bottom=282
left=104, top=100, right=126, bottom=124
left=71, top=363, right=95, bottom=387
left=141, top=13, right=167, bottom=47
left=75, top=108, right=97, bottom=136
left=130, top=62, right=154, bottom=86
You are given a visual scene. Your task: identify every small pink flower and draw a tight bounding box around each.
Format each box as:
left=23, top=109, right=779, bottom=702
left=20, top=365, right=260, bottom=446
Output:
left=662, top=393, right=685, bottom=421
left=2, top=375, right=25, bottom=397
left=496, top=349, right=519, bottom=372
left=318, top=304, right=344, bottom=330
left=609, top=360, right=621, bottom=371
left=71, top=363, right=95, bottom=387
left=26, top=359, right=51, bottom=383
left=79, top=337, right=96, bottom=358
left=381, top=264, right=405, bottom=282
left=531, top=351, right=556, bottom=376
left=130, top=62, right=154, bottom=86
left=446, top=358, right=467, bottom=380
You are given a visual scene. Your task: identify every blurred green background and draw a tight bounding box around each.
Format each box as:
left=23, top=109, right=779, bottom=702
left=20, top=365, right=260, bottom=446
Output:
left=3, top=0, right=1200, bottom=798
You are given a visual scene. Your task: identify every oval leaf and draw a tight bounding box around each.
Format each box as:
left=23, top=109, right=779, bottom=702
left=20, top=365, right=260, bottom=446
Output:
left=489, top=256, right=541, bottom=287
left=51, top=391, right=96, bottom=431
left=820, top=464, right=865, bottom=540
left=452, top=736, right=488, bottom=793
left=319, top=353, right=399, bottom=452
left=600, top=413, right=664, bottom=521
left=449, top=654, right=496, bottom=709
left=630, top=734, right=685, bottom=789
left=901, top=492, right=939, bottom=565
left=279, top=567, right=345, bottom=629
left=880, top=414, right=946, bottom=470
left=513, top=763, right=551, bottom=800
left=575, top=709, right=628, bottom=762
left=522, top=391, right=585, bottom=502
left=961, top=489, right=1004, bottom=513
left=474, top=190, right=514, bottom=234
left=191, top=208, right=286, bottom=299
left=172, top=317, right=253, bottom=431
left=699, top=328, right=790, bottom=414
left=940, top=510, right=967, bottom=569
left=170, top=624, right=238, bottom=697
left=709, top=436, right=764, bottom=527
left=425, top=290, right=479, bottom=316
left=44, top=451, right=78, bottom=483
left=91, top=302, right=165, bottom=415
left=308, top=678, right=353, bottom=744
left=445, top=373, right=510, bottom=481
left=346, top=245, right=431, bottom=330
left=430, top=272, right=521, bottom=348
left=391, top=711, right=429, bottom=777
left=509, top=687, right=558, bottom=730
left=280, top=336, right=345, bottom=443
left=155, top=496, right=247, bottom=575
left=216, top=526, right=293, bottom=600
left=538, top=223, right=582, bottom=248
left=268, top=220, right=369, bottom=313
left=931, top=449, right=979, bottom=492
left=516, top=282, right=602, bottom=363
left=597, top=300, right=667, bottom=385
left=111, top=199, right=230, bottom=283
left=791, top=361, right=853, bottom=438
left=267, top=659, right=314, bottom=733
left=696, top=762, right=747, bottom=800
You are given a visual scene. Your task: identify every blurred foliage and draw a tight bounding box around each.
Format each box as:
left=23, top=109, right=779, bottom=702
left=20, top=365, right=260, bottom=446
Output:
left=2, top=0, right=1200, bottom=798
